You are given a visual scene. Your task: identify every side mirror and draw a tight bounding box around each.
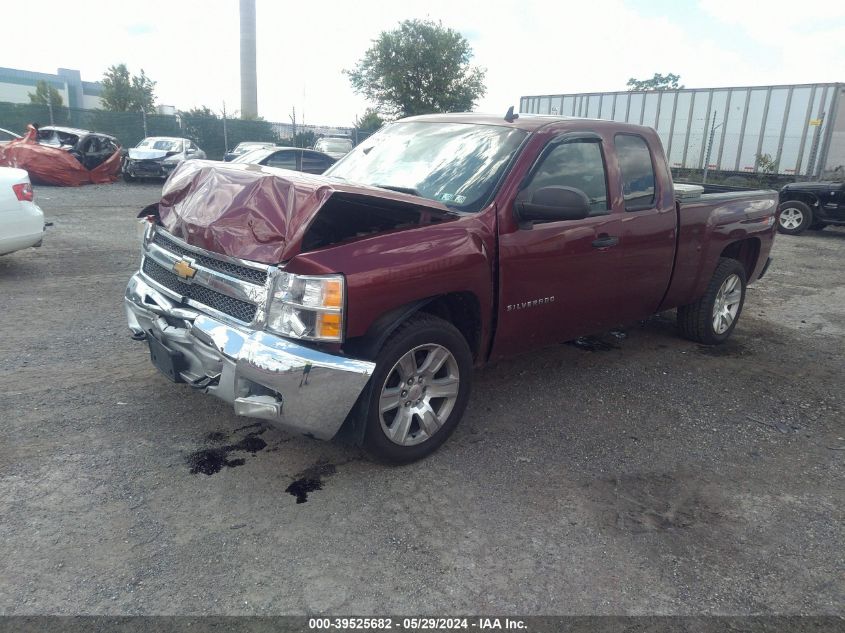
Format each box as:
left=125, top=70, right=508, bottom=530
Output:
left=186, top=147, right=196, bottom=155
left=514, top=186, right=592, bottom=225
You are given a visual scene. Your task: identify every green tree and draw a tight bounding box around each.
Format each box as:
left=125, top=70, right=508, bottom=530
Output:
left=345, top=19, right=486, bottom=117
left=626, top=73, right=684, bottom=91
left=354, top=108, right=385, bottom=134
left=28, top=80, right=63, bottom=107
left=180, top=106, right=217, bottom=118
left=755, top=153, right=777, bottom=174
left=100, top=64, right=157, bottom=113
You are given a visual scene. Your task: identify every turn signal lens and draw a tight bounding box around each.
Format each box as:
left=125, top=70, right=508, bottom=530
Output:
left=316, top=312, right=342, bottom=339
left=322, top=279, right=343, bottom=309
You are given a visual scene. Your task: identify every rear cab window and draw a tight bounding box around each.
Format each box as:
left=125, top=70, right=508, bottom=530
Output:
left=614, top=134, right=656, bottom=211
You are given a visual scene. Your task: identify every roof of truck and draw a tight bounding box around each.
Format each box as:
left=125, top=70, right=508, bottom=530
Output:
left=402, top=112, right=652, bottom=134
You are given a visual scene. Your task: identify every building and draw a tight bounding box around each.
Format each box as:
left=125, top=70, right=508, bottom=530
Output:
left=0, top=67, right=103, bottom=110
left=520, top=83, right=845, bottom=178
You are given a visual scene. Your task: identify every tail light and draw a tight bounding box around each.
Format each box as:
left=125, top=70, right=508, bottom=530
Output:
left=13, top=182, right=33, bottom=202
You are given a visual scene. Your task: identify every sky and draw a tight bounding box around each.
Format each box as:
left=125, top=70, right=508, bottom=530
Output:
left=3, top=0, right=844, bottom=126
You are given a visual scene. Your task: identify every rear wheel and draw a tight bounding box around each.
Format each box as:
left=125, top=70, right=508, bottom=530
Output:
left=123, top=172, right=135, bottom=183
left=361, top=314, right=472, bottom=464
left=678, top=258, right=747, bottom=345
left=777, top=201, right=812, bottom=235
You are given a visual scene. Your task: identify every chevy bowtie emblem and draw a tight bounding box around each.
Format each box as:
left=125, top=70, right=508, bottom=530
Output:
left=172, top=258, right=197, bottom=280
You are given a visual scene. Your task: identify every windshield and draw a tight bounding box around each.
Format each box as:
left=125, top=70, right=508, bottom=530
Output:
left=325, top=121, right=527, bottom=212
left=317, top=138, right=352, bottom=152
left=233, top=143, right=270, bottom=154
left=137, top=138, right=183, bottom=152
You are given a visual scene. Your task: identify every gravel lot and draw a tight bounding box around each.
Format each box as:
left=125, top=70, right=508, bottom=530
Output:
left=1, top=182, right=842, bottom=615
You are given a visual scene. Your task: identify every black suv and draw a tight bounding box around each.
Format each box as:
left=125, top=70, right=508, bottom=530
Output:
left=778, top=181, right=845, bottom=235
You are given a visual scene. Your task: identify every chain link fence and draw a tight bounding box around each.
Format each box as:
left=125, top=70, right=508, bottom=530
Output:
left=0, top=102, right=372, bottom=160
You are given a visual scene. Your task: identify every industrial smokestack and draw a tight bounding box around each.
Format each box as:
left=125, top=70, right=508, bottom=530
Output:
left=239, top=0, right=258, bottom=118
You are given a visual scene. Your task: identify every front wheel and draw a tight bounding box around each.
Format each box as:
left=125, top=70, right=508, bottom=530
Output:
left=777, top=201, right=812, bottom=235
left=361, top=314, right=472, bottom=464
left=677, top=258, right=747, bottom=345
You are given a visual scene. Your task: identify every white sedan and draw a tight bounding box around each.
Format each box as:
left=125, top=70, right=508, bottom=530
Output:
left=0, top=167, right=45, bottom=256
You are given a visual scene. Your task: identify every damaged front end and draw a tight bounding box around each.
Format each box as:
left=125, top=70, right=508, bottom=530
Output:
left=126, top=160, right=455, bottom=437
left=0, top=125, right=121, bottom=186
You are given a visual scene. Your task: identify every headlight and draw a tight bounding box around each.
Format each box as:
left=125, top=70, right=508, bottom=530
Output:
left=266, top=272, right=345, bottom=341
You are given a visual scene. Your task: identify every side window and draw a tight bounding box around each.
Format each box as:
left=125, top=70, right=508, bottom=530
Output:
left=302, top=152, right=331, bottom=173
left=264, top=150, right=297, bottom=170
left=523, top=139, right=609, bottom=215
left=615, top=134, right=656, bottom=211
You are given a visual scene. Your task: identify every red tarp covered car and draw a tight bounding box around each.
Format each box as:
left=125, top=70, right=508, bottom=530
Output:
left=0, top=124, right=122, bottom=186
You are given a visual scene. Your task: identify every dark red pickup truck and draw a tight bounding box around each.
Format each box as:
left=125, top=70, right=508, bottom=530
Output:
left=126, top=113, right=778, bottom=462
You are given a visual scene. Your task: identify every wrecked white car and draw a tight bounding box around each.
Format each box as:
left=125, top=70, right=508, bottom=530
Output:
left=123, top=137, right=206, bottom=181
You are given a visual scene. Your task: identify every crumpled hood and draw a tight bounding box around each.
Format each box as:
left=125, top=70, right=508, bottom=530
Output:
left=158, top=160, right=453, bottom=264
left=129, top=148, right=170, bottom=160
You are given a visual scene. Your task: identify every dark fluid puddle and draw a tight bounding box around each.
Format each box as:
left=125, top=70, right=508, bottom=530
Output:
left=187, top=428, right=268, bottom=476
left=285, top=462, right=337, bottom=503
left=568, top=335, right=619, bottom=352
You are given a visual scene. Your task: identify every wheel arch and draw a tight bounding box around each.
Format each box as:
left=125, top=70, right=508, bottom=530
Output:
left=720, top=237, right=761, bottom=281
left=780, top=192, right=818, bottom=210
left=343, top=291, right=483, bottom=362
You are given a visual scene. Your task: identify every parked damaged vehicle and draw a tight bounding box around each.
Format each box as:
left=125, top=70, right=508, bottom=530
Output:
left=232, top=147, right=336, bottom=174
left=123, top=137, right=206, bottom=181
left=0, top=125, right=121, bottom=186
left=777, top=181, right=845, bottom=234
left=0, top=166, right=45, bottom=256
left=223, top=142, right=276, bottom=162
left=313, top=136, right=353, bottom=160
left=125, top=113, right=778, bottom=463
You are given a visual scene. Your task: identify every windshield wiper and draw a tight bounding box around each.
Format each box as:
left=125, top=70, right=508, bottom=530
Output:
left=375, top=184, right=421, bottom=197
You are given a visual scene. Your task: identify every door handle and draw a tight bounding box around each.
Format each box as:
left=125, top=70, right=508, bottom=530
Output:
left=592, top=235, right=619, bottom=248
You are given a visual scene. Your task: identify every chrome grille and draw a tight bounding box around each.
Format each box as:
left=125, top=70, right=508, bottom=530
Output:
left=151, top=232, right=268, bottom=285
left=142, top=258, right=258, bottom=323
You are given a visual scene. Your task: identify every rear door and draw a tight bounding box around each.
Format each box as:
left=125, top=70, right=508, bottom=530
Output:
left=301, top=150, right=334, bottom=174
left=610, top=133, right=676, bottom=323
left=493, top=132, right=624, bottom=357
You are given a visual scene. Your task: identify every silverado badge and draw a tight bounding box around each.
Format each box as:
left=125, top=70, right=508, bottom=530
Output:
left=172, top=258, right=198, bottom=281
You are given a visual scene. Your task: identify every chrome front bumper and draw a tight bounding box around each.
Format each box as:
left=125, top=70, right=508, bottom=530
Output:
left=125, top=273, right=375, bottom=440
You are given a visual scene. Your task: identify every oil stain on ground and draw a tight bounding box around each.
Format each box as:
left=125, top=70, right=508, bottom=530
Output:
left=187, top=427, right=268, bottom=475
left=568, top=329, right=626, bottom=352
left=286, top=462, right=337, bottom=504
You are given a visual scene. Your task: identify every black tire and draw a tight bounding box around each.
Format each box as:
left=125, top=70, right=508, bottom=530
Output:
left=677, top=257, right=747, bottom=345
left=777, top=200, right=812, bottom=235
left=123, top=172, right=135, bottom=183
left=361, top=313, right=473, bottom=464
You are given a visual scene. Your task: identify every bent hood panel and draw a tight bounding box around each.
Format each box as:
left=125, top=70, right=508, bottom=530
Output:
left=158, top=160, right=453, bottom=264
left=128, top=148, right=170, bottom=160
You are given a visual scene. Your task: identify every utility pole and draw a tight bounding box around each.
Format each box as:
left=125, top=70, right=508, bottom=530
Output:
left=702, top=110, right=723, bottom=184
left=222, top=101, right=229, bottom=153
left=47, top=98, right=54, bottom=126
left=290, top=107, right=297, bottom=146
left=141, top=108, right=148, bottom=137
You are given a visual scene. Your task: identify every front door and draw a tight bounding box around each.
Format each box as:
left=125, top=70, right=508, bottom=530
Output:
left=493, top=133, right=624, bottom=358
